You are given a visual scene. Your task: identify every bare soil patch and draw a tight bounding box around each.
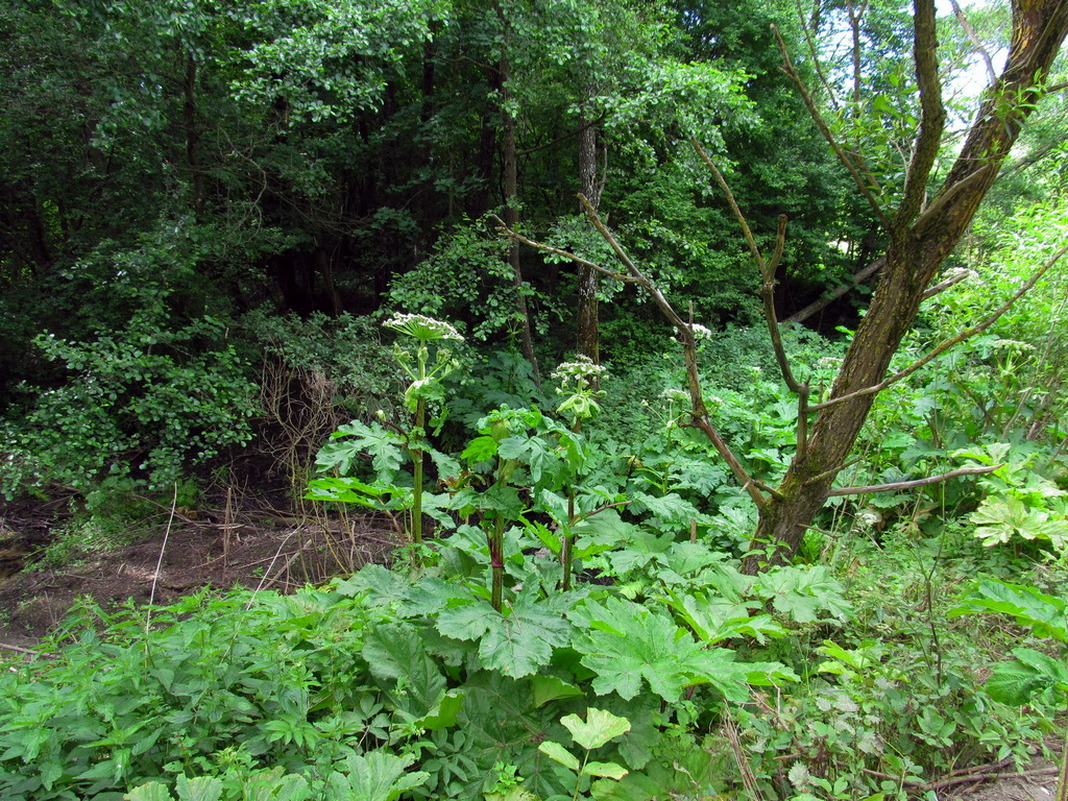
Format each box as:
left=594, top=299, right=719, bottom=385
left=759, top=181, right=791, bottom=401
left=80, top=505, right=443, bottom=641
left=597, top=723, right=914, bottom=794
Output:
left=0, top=494, right=398, bottom=647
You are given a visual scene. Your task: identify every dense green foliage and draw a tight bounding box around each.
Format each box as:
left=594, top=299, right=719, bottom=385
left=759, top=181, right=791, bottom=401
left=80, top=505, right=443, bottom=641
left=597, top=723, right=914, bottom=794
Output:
left=4, top=0, right=1068, bottom=799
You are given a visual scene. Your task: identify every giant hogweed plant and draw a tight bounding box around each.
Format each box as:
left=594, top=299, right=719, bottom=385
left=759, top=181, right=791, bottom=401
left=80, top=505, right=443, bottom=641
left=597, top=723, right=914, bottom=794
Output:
left=309, top=313, right=464, bottom=545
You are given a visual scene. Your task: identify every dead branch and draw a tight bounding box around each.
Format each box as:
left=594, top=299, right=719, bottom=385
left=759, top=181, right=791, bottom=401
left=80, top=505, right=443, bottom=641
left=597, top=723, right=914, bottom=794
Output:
left=921, top=268, right=971, bottom=300
left=949, top=0, right=997, bottom=87
left=493, top=200, right=765, bottom=508
left=811, top=239, right=1068, bottom=412
left=772, top=24, right=892, bottom=230
left=575, top=193, right=765, bottom=507
left=691, top=142, right=808, bottom=409
left=785, top=257, right=885, bottom=324
left=692, top=140, right=812, bottom=456
left=489, top=215, right=636, bottom=283
left=826, top=463, right=1001, bottom=496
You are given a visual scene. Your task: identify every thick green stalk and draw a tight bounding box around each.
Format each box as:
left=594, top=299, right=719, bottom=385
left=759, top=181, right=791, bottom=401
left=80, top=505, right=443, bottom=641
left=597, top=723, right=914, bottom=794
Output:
left=410, top=396, right=425, bottom=544
left=561, top=493, right=575, bottom=591
left=489, top=516, right=505, bottom=612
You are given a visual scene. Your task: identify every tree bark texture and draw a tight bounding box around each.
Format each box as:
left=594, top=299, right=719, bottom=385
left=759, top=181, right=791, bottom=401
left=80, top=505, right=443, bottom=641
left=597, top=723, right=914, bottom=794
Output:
left=743, top=0, right=1068, bottom=572
left=576, top=106, right=600, bottom=364
left=494, top=4, right=541, bottom=384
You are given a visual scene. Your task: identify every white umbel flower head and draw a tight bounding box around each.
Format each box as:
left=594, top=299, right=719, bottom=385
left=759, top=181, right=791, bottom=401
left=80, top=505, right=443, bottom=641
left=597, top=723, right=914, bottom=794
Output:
left=383, top=312, right=464, bottom=342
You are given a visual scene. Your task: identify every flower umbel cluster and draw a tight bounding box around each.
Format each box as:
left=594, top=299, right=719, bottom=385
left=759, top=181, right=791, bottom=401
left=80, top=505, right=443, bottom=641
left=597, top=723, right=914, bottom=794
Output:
left=382, top=313, right=464, bottom=413
left=383, top=312, right=464, bottom=342
left=551, top=355, right=607, bottom=423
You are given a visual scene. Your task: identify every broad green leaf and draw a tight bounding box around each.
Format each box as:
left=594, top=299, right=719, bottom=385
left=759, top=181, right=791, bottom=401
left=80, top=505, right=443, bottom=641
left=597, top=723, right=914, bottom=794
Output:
left=316, top=420, right=405, bottom=481
left=632, top=492, right=702, bottom=527
left=970, top=496, right=1035, bottom=545
left=538, top=741, right=580, bottom=771
left=531, top=675, right=584, bottom=707
left=436, top=598, right=572, bottom=678
left=460, top=435, right=498, bottom=463
left=125, top=783, right=172, bottom=801
left=986, top=655, right=1059, bottom=705
left=175, top=776, right=223, bottom=801
left=753, top=565, right=853, bottom=623
left=241, top=769, right=310, bottom=801
left=950, top=580, right=1068, bottom=642
left=327, top=751, right=430, bottom=801
left=560, top=708, right=631, bottom=750
left=572, top=596, right=752, bottom=702
left=362, top=623, right=446, bottom=719
left=584, top=761, right=628, bottom=779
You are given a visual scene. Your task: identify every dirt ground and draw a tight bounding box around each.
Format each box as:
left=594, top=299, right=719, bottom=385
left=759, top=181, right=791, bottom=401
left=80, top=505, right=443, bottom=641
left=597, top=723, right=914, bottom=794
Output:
left=0, top=492, right=399, bottom=647
left=0, top=495, right=1061, bottom=800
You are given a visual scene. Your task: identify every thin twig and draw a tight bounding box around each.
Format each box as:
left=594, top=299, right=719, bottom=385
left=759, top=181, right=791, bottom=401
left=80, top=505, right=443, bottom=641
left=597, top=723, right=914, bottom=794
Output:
left=145, top=483, right=178, bottom=639
left=826, top=463, right=1001, bottom=496
left=772, top=24, right=891, bottom=229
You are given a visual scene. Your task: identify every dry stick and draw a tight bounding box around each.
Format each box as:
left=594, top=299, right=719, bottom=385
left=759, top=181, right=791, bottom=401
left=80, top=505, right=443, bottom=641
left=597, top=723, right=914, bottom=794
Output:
left=828, top=463, right=1002, bottom=496
left=246, top=531, right=297, bottom=611
left=920, top=268, right=971, bottom=300
left=950, top=0, right=997, bottom=86
left=145, top=483, right=179, bottom=639
left=794, top=0, right=840, bottom=110
left=692, top=140, right=812, bottom=457
left=786, top=256, right=886, bottom=324
left=772, top=24, right=891, bottom=230
left=810, top=239, right=1068, bottom=413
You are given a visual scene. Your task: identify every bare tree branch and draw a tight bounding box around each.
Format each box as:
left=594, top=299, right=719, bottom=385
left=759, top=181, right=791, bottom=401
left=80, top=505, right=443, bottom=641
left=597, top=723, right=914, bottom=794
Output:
left=810, top=239, right=1068, bottom=412
left=574, top=194, right=766, bottom=507
left=950, top=0, right=997, bottom=87
left=921, top=268, right=971, bottom=300
left=827, top=463, right=1001, bottom=496
left=785, top=257, right=885, bottom=324
left=692, top=140, right=807, bottom=400
left=772, top=24, right=892, bottom=230
left=489, top=215, right=636, bottom=283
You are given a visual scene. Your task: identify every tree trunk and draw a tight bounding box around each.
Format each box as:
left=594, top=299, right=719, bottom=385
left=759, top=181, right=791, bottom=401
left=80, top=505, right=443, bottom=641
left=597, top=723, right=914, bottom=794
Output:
left=742, top=0, right=1068, bottom=573
left=494, top=3, right=541, bottom=385
left=576, top=102, right=601, bottom=364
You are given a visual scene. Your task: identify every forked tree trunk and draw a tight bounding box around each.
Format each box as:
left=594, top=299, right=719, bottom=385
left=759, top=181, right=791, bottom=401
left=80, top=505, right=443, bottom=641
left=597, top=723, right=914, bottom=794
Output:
left=742, top=0, right=1068, bottom=572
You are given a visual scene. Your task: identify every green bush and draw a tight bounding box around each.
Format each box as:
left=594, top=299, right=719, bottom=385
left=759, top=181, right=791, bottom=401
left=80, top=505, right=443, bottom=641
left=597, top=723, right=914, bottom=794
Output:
left=0, top=311, right=256, bottom=497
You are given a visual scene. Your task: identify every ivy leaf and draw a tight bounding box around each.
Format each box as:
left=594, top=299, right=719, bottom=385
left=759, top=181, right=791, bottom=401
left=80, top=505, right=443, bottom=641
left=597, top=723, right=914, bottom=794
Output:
left=560, top=708, right=631, bottom=750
